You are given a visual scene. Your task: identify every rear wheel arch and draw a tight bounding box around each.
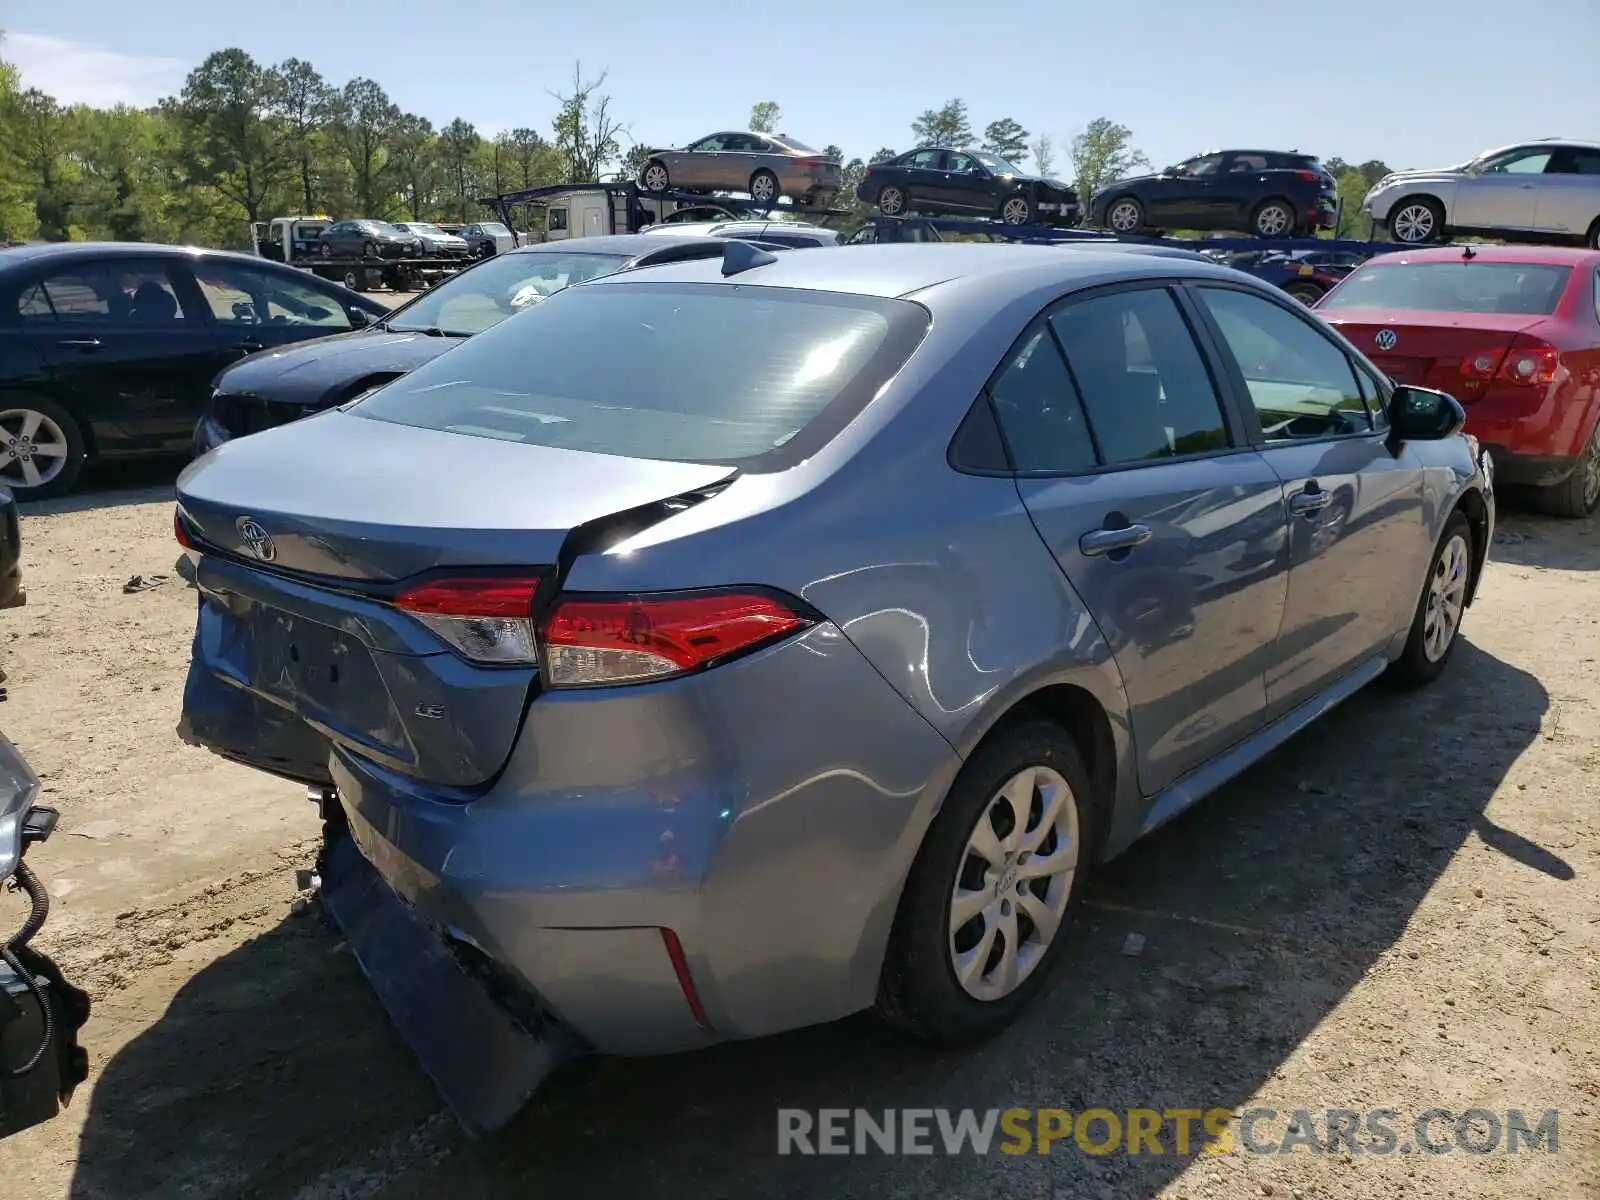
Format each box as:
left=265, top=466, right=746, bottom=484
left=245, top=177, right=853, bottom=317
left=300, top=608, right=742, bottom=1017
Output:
left=1452, top=486, right=1491, bottom=603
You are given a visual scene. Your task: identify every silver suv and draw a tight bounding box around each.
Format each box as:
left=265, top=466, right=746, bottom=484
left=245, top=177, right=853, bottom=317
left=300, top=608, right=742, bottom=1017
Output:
left=1362, top=139, right=1600, bottom=247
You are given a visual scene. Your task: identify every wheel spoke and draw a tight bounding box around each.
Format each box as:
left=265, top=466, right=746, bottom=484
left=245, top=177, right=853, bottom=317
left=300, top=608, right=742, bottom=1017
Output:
left=1021, top=779, right=1069, bottom=853
left=19, top=411, right=41, bottom=440
left=1018, top=846, right=1074, bottom=881
left=31, top=441, right=66, bottom=458
left=967, top=814, right=1006, bottom=869
left=20, top=458, right=42, bottom=488
left=954, top=917, right=999, bottom=989
left=950, top=885, right=991, bottom=930
left=993, top=909, right=1021, bottom=993
left=1018, top=891, right=1062, bottom=944
left=997, top=773, right=1033, bottom=855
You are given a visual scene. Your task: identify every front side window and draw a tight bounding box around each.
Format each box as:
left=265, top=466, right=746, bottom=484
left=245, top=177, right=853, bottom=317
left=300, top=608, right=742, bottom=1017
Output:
left=1047, top=287, right=1229, bottom=465
left=387, top=251, right=632, bottom=335
left=1196, top=287, right=1372, bottom=440
left=986, top=327, right=1096, bottom=474
left=946, top=153, right=980, bottom=174
left=192, top=261, right=353, bottom=330
left=355, top=283, right=927, bottom=468
left=1177, top=154, right=1225, bottom=178
left=17, top=262, right=186, bottom=324
left=689, top=135, right=730, bottom=152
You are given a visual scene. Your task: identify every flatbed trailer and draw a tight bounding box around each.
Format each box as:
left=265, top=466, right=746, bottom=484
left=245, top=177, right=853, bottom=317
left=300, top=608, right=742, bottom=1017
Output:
left=250, top=216, right=472, bottom=293
left=862, top=214, right=1424, bottom=302
left=480, top=182, right=852, bottom=242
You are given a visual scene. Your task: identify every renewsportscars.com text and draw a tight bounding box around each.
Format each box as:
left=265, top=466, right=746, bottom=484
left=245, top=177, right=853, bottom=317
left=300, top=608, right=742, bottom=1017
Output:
left=777, top=1107, right=1559, bottom=1157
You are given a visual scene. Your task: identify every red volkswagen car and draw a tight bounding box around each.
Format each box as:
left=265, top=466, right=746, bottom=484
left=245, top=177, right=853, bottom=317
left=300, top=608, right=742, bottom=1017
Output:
left=1317, top=245, right=1600, bottom=517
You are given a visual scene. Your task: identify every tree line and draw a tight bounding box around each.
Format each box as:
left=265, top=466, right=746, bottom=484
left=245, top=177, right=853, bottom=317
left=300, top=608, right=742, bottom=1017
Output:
left=1, top=32, right=1395, bottom=249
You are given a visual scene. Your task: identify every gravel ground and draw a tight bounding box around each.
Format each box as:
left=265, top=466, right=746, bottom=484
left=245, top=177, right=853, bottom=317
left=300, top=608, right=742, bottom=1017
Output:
left=0, top=474, right=1595, bottom=1200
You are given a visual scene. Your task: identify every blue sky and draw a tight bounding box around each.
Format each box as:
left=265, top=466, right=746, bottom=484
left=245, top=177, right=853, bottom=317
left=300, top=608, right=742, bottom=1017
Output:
left=6, top=0, right=1597, bottom=176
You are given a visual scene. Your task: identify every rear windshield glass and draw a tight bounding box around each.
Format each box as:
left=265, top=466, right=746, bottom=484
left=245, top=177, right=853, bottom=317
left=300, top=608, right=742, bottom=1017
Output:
left=1321, top=262, right=1572, bottom=315
left=353, top=283, right=929, bottom=468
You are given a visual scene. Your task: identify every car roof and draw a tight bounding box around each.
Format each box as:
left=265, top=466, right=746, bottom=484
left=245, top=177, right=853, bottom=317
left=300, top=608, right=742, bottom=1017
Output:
left=0, top=241, right=308, bottom=271
left=1360, top=245, right=1600, bottom=267
left=589, top=241, right=1239, bottom=300
left=509, top=233, right=728, bottom=258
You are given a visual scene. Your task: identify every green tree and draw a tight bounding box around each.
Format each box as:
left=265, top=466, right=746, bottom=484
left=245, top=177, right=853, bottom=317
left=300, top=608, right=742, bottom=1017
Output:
left=982, top=118, right=1029, bottom=164
left=0, top=34, right=39, bottom=240
left=509, top=127, right=561, bottom=191
left=333, top=78, right=400, bottom=215
left=1030, top=134, right=1056, bottom=178
left=822, top=144, right=842, bottom=163
left=14, top=88, right=73, bottom=237
left=1068, top=116, right=1149, bottom=199
left=551, top=63, right=623, bottom=183
left=275, top=58, right=332, bottom=214
left=748, top=101, right=781, bottom=134
left=388, top=114, right=437, bottom=218
left=620, top=142, right=653, bottom=181
left=438, top=118, right=481, bottom=220
left=911, top=99, right=972, bottom=149
left=167, top=48, right=292, bottom=226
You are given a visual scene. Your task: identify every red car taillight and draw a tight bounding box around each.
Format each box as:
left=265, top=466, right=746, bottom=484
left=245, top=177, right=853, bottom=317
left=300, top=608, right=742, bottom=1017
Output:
left=394, top=575, right=544, bottom=665
left=174, top=508, right=193, bottom=548
left=1460, top=341, right=1560, bottom=386
left=540, top=588, right=812, bottom=688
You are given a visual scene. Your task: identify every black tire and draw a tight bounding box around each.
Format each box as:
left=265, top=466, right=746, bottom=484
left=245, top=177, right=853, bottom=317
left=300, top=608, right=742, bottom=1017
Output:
left=1586, top=216, right=1600, bottom=251
left=748, top=169, right=779, bottom=207
left=876, top=720, right=1096, bottom=1044
left=640, top=160, right=670, bottom=193
left=1538, top=420, right=1600, bottom=518
left=1284, top=281, right=1325, bottom=306
left=342, top=267, right=369, bottom=293
left=361, top=241, right=378, bottom=260
left=876, top=185, right=907, bottom=216
left=1104, top=195, right=1143, bottom=234
left=0, top=395, right=88, bottom=500
left=1389, top=197, right=1445, bottom=245
left=1252, top=197, right=1296, bottom=238
left=1388, top=511, right=1473, bottom=688
left=319, top=243, right=333, bottom=260
left=998, top=194, right=1034, bottom=226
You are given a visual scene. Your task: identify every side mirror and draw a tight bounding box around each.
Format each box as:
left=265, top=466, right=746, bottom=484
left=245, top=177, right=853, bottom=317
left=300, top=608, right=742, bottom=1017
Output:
left=1387, top=385, right=1465, bottom=442
left=348, top=307, right=374, bottom=328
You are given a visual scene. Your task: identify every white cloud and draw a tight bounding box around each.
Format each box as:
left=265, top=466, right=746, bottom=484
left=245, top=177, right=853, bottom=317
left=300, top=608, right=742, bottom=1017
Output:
left=3, top=31, right=187, bottom=108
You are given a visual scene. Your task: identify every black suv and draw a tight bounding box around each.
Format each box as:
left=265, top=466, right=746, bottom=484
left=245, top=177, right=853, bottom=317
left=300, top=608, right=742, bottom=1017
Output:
left=1088, top=149, right=1338, bottom=238
left=857, top=147, right=1080, bottom=226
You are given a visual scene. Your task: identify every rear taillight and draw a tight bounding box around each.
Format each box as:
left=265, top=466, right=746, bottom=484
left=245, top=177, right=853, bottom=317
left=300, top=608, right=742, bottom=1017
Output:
left=1460, top=348, right=1508, bottom=381
left=394, top=575, right=543, bottom=665
left=539, top=588, right=812, bottom=688
left=1498, top=343, right=1560, bottom=386
left=1294, top=170, right=1321, bottom=182
left=792, top=157, right=827, bottom=169
left=174, top=508, right=193, bottom=548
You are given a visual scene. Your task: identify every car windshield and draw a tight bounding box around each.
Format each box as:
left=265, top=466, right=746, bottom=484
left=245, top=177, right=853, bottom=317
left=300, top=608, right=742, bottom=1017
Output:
left=368, top=221, right=403, bottom=234
left=972, top=151, right=1024, bottom=174
left=354, top=283, right=924, bottom=465
left=480, top=223, right=511, bottom=235
left=404, top=223, right=444, bottom=235
left=1320, top=262, right=1572, bottom=316
left=384, top=251, right=632, bottom=335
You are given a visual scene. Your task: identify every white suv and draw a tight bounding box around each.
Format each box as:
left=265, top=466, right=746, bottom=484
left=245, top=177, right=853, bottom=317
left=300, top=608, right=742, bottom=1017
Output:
left=1362, top=140, right=1600, bottom=247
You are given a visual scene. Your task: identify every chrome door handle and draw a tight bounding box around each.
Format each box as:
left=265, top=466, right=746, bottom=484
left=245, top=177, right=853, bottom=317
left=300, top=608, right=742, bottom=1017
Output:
left=58, top=337, right=101, bottom=350
left=1288, top=487, right=1333, bottom=516
left=1079, top=524, right=1153, bottom=556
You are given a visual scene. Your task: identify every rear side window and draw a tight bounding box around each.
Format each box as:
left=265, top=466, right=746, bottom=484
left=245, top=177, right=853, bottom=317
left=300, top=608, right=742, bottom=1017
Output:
left=353, top=282, right=930, bottom=470
left=987, top=327, right=1097, bottom=474
left=1048, top=288, right=1230, bottom=464
left=1320, top=262, right=1571, bottom=316
left=15, top=262, right=186, bottom=323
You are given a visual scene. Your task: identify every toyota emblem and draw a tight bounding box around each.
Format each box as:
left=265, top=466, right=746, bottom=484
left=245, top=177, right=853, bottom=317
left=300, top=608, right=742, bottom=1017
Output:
left=1375, top=329, right=1398, bottom=351
left=236, top=517, right=277, bottom=562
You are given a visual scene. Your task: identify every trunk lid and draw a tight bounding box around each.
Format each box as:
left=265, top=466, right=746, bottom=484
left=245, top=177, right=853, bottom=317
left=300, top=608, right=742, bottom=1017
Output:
left=177, top=410, right=737, bottom=787
left=1322, top=312, right=1548, bottom=395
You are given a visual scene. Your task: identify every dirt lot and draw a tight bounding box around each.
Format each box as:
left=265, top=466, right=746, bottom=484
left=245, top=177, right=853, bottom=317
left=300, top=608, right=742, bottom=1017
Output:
left=0, top=474, right=1596, bottom=1200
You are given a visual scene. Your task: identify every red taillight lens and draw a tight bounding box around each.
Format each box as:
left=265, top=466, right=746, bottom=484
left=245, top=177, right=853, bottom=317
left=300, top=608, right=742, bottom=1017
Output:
left=792, top=157, right=827, bottom=168
left=174, top=509, right=193, bottom=548
left=1497, top=344, right=1559, bottom=386
left=1295, top=170, right=1320, bottom=182
left=1460, top=348, right=1507, bottom=381
left=394, top=575, right=543, bottom=665
left=540, top=589, right=811, bottom=687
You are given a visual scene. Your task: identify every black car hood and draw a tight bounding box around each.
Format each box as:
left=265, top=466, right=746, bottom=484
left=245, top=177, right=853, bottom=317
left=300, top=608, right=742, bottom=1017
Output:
left=213, top=329, right=465, bottom=407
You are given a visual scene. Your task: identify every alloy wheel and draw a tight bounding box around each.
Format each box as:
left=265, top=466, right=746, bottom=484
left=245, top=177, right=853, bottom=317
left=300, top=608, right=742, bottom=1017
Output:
left=948, top=765, right=1079, bottom=1002
left=1255, top=203, right=1291, bottom=237
left=878, top=186, right=905, bottom=216
left=1392, top=203, right=1436, bottom=244
left=750, top=173, right=777, bottom=203
left=1423, top=533, right=1470, bottom=662
left=1107, top=200, right=1140, bottom=232
left=1001, top=197, right=1031, bottom=225
left=1583, top=423, right=1600, bottom=512
left=0, top=408, right=71, bottom=491
left=642, top=163, right=668, bottom=191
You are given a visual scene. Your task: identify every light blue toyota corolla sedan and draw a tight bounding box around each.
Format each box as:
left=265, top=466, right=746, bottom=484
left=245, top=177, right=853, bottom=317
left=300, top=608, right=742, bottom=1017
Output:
left=174, top=242, right=1494, bottom=1131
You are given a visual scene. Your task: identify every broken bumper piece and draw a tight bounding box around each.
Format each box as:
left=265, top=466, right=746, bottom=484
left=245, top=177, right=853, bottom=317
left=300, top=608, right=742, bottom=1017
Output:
left=317, top=830, right=586, bottom=1136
